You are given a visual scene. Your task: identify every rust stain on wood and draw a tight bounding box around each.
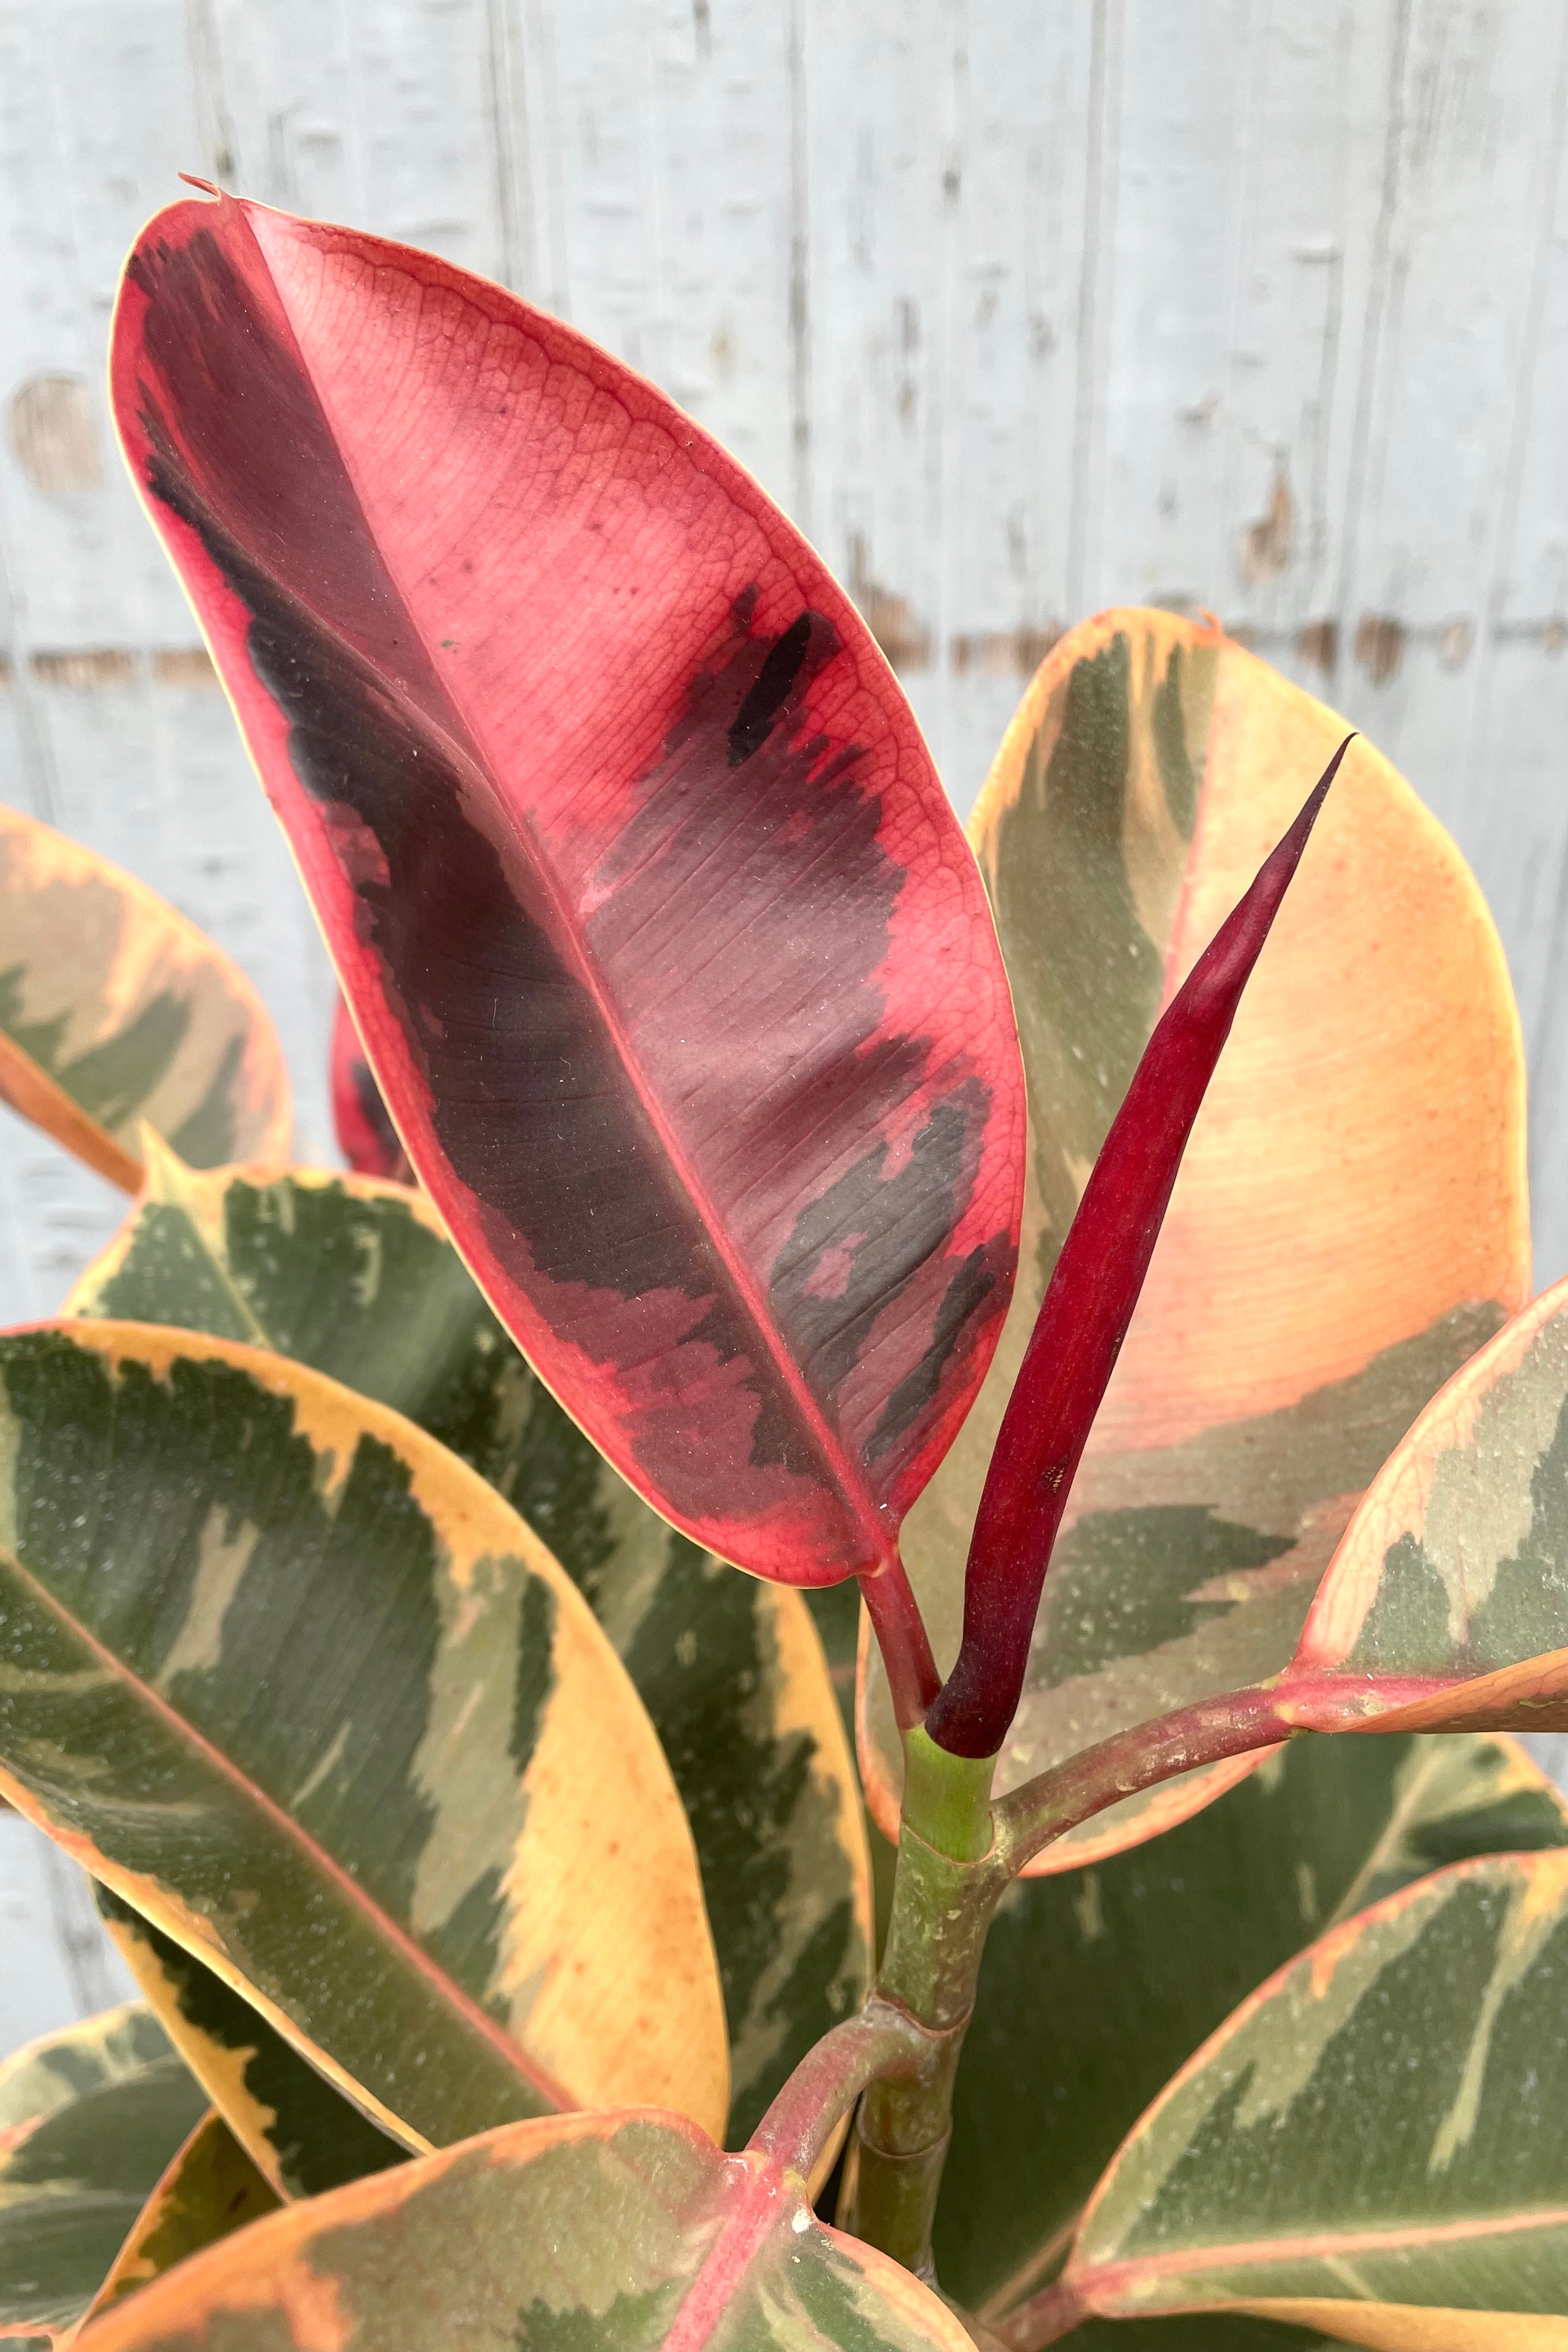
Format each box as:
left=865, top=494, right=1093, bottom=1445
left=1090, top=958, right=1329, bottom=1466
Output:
left=8, top=374, right=103, bottom=495
left=153, top=649, right=219, bottom=689
left=1239, top=468, right=1296, bottom=583
left=30, top=650, right=136, bottom=690
left=951, top=625, right=1063, bottom=678
left=22, top=649, right=217, bottom=691
left=847, top=534, right=933, bottom=672
left=1354, top=614, right=1406, bottom=687
left=1296, top=619, right=1338, bottom=672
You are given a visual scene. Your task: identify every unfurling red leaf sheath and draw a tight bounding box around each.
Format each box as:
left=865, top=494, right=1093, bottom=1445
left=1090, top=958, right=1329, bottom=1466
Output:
left=925, top=736, right=1354, bottom=1760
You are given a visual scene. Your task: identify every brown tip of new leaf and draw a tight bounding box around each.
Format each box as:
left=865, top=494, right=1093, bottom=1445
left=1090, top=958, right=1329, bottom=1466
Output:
left=177, top=174, right=222, bottom=198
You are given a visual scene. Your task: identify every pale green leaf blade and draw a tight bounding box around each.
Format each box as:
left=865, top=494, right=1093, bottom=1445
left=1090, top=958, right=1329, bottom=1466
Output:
left=82, top=2109, right=279, bottom=2323
left=0, top=1321, right=728, bottom=2154
left=0, top=808, right=290, bottom=1189
left=72, top=2108, right=976, bottom=2352
left=938, top=1732, right=1568, bottom=2327
left=0, top=2004, right=206, bottom=2336
left=1280, top=1277, right=1568, bottom=1735
left=861, top=612, right=1528, bottom=1867
left=71, top=1149, right=872, bottom=2150
left=1065, top=1849, right=1568, bottom=2345
left=1030, top=2325, right=1338, bottom=2351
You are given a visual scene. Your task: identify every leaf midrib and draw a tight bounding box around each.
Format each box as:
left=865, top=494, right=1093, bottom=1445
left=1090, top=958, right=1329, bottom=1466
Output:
left=0, top=1531, right=566, bottom=2127
left=1080, top=2201, right=1568, bottom=2302
left=978, top=1754, right=1526, bottom=2328
left=226, top=200, right=898, bottom=1577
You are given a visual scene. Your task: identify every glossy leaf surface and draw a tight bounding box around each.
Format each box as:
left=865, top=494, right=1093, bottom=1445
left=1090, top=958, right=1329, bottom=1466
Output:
left=71, top=1147, right=872, bottom=2148
left=0, top=807, right=290, bottom=1192
left=0, top=1321, right=727, bottom=2152
left=110, top=189, right=1025, bottom=1590
left=1062, top=1849, right=1568, bottom=2344
left=1277, top=1275, right=1568, bottom=1736
left=94, top=1889, right=406, bottom=2202
left=1025, top=2322, right=1336, bottom=2351
left=0, top=2003, right=206, bottom=2336
left=928, top=747, right=1344, bottom=1759
left=73, top=2108, right=974, bottom=2352
left=936, top=1733, right=1568, bottom=2325
left=81, top=2110, right=279, bottom=2325
left=330, top=993, right=411, bottom=1182
left=864, top=610, right=1528, bottom=1862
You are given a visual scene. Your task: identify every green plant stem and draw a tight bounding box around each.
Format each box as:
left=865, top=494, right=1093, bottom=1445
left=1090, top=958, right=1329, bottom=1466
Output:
left=844, top=1688, right=1294, bottom=2281
left=745, top=2000, right=925, bottom=2183
left=993, top=1683, right=1289, bottom=1874
left=842, top=1732, right=1007, bottom=2278
left=900, top=1726, right=996, bottom=1862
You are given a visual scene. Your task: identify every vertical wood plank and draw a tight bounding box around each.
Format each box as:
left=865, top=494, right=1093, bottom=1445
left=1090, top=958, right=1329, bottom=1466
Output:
left=2, top=4, right=1566, bottom=1362
left=802, top=0, right=1098, bottom=803
left=538, top=0, right=797, bottom=503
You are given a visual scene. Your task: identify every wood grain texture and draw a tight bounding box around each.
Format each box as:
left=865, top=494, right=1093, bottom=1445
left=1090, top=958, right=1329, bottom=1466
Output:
left=1, top=0, right=1566, bottom=2032
left=2, top=0, right=1563, bottom=1290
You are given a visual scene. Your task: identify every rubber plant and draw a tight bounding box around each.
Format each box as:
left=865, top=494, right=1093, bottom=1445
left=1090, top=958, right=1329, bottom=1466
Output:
left=0, top=189, right=1564, bottom=2352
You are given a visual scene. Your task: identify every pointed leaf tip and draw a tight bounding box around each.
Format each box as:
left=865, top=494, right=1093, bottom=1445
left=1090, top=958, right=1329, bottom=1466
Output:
left=925, top=738, right=1351, bottom=1760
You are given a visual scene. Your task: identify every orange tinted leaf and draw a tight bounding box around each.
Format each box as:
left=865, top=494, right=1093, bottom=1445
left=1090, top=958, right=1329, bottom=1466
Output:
left=1277, top=1276, right=1568, bottom=1737
left=0, top=806, right=289, bottom=1188
left=863, top=611, right=1528, bottom=1867
left=0, top=1321, right=727, bottom=2152
left=74, top=2108, right=974, bottom=2352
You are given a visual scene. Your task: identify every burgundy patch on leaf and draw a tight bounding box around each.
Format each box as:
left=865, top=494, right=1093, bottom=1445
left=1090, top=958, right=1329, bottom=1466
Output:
left=926, top=744, right=1350, bottom=1757
left=331, top=993, right=412, bottom=1184
left=109, top=194, right=1024, bottom=1587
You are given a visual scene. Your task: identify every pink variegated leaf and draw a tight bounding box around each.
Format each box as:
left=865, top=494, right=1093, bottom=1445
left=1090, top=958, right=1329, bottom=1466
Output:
left=109, top=191, right=1024, bottom=1633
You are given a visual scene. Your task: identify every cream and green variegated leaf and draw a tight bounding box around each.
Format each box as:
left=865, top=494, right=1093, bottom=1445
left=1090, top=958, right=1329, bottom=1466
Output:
left=69, top=2108, right=975, bottom=2352
left=92, top=1888, right=405, bottom=2202
left=1042, top=1849, right=1568, bottom=2350
left=70, top=1144, right=872, bottom=2150
left=0, top=808, right=290, bottom=1192
left=0, top=1322, right=728, bottom=2158
left=1276, top=1275, right=1568, bottom=1739
left=862, top=609, right=1530, bottom=1868
left=1023, top=2320, right=1338, bottom=2351
left=0, top=2002, right=207, bottom=2340
left=933, top=1731, right=1568, bottom=2339
left=78, top=2110, right=279, bottom=2329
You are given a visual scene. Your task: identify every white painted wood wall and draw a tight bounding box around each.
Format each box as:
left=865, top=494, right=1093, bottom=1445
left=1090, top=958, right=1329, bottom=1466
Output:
left=1, top=0, right=1566, bottom=2045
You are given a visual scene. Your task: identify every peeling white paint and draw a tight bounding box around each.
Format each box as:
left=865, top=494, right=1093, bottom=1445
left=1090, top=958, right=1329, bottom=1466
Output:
left=2, top=0, right=1567, bottom=2053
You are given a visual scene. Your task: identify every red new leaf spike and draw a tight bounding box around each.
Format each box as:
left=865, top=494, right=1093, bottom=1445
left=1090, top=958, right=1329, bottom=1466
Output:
left=924, top=736, right=1354, bottom=1760
left=331, top=993, right=414, bottom=1185
left=108, top=192, right=1025, bottom=1629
